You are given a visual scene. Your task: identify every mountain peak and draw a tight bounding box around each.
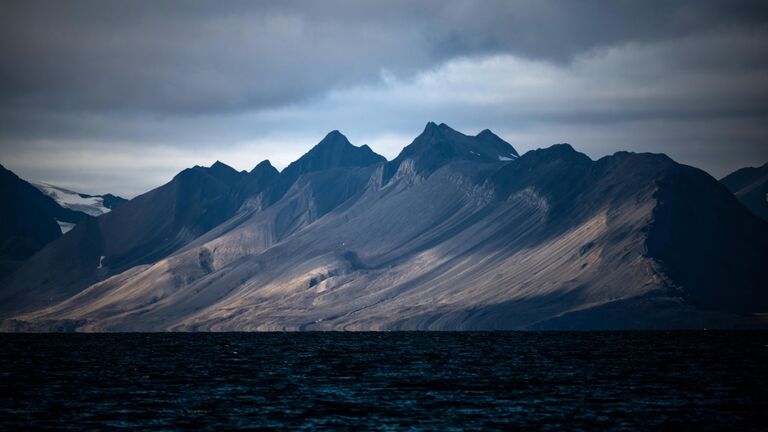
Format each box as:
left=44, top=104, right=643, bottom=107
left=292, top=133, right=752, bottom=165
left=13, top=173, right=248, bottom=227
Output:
left=551, top=143, right=575, bottom=152
left=207, top=160, right=239, bottom=176
left=476, top=128, right=500, bottom=141
left=176, top=160, right=242, bottom=185
left=421, top=121, right=461, bottom=137
left=251, top=159, right=276, bottom=173
left=316, top=129, right=350, bottom=147
left=210, top=160, right=231, bottom=169
left=475, top=129, right=519, bottom=158
left=281, top=130, right=386, bottom=181
left=207, top=160, right=240, bottom=176
left=385, top=123, right=519, bottom=181
left=250, top=160, right=280, bottom=181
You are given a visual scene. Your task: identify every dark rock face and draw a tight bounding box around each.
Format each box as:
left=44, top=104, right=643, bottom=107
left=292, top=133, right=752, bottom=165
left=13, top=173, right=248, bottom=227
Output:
left=0, top=165, right=89, bottom=279
left=234, top=159, right=281, bottom=206
left=99, top=194, right=128, bottom=210
left=476, top=129, right=520, bottom=157
left=721, top=162, right=768, bottom=222
left=649, top=164, right=768, bottom=314
left=1, top=124, right=766, bottom=330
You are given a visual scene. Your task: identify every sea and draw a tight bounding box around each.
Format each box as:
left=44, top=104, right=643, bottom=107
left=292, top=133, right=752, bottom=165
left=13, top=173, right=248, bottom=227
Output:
left=1, top=332, right=767, bottom=431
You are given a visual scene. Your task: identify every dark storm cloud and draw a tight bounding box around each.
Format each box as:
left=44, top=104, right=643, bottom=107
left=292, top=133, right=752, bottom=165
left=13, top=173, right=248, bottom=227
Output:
left=1, top=0, right=766, bottom=115
left=1, top=0, right=767, bottom=196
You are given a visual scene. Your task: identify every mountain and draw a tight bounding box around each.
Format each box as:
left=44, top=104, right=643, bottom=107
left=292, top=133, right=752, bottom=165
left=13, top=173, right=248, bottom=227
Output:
left=0, top=165, right=90, bottom=280
left=720, top=162, right=768, bottom=222
left=33, top=182, right=127, bottom=233
left=1, top=124, right=766, bottom=331
left=0, top=160, right=288, bottom=315
left=0, top=132, right=387, bottom=318
left=281, top=130, right=386, bottom=183
left=384, top=122, right=518, bottom=182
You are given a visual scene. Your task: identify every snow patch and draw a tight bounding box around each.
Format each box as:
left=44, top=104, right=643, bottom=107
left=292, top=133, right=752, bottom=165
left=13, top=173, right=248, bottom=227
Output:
left=97, top=256, right=106, bottom=269
left=34, top=182, right=111, bottom=216
left=498, top=155, right=517, bottom=161
left=56, top=221, right=75, bottom=235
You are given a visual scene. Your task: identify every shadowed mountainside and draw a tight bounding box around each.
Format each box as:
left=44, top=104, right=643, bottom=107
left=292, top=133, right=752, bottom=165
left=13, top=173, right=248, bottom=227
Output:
left=1, top=124, right=766, bottom=331
left=0, top=165, right=90, bottom=281
left=721, top=162, right=768, bottom=222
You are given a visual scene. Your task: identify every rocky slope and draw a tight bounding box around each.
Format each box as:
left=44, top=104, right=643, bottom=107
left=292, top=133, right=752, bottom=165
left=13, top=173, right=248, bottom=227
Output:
left=2, top=124, right=766, bottom=330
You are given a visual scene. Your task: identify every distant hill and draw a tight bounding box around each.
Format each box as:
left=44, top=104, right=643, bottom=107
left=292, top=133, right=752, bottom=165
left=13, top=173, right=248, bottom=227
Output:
left=721, top=162, right=768, bottom=222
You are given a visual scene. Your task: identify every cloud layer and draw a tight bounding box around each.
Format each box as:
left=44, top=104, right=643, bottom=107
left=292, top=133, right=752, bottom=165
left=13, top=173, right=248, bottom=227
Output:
left=1, top=0, right=767, bottom=196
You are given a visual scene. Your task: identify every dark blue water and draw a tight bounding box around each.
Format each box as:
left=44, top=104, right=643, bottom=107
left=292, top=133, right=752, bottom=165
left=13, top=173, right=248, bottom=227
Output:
left=1, top=332, right=767, bottom=431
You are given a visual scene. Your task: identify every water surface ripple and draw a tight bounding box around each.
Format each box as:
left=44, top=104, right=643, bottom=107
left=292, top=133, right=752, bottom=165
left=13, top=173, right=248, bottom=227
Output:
left=1, top=332, right=767, bottom=430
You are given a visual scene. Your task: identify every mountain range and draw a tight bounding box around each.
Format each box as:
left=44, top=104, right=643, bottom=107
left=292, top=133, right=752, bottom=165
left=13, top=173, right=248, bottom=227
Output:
left=1, top=122, right=766, bottom=331
left=0, top=165, right=126, bottom=281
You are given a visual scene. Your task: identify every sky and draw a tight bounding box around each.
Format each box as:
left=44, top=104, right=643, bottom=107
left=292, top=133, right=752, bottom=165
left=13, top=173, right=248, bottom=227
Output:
left=1, top=0, right=767, bottom=198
